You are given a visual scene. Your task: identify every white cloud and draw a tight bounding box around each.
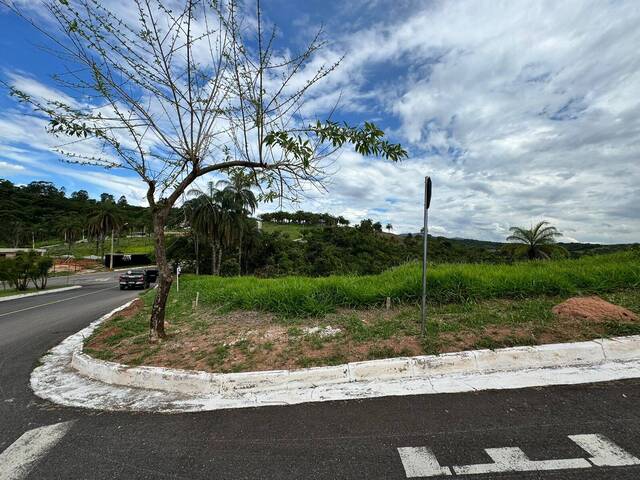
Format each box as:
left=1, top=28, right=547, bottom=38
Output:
left=0, top=160, right=25, bottom=171
left=264, top=0, right=640, bottom=244
left=2, top=0, right=639, bottom=243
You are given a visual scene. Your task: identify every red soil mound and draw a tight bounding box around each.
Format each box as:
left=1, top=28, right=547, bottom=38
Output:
left=552, top=296, right=638, bottom=322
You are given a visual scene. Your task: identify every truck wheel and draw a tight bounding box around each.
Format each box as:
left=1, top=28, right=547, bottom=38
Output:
left=120, top=286, right=125, bottom=290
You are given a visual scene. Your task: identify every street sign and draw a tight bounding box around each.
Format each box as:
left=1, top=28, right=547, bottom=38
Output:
left=421, top=176, right=432, bottom=336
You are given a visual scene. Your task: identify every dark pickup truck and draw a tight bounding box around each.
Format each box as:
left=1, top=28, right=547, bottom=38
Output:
left=118, top=268, right=158, bottom=290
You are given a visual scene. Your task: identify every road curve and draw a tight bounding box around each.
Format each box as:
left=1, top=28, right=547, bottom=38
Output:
left=1, top=278, right=640, bottom=479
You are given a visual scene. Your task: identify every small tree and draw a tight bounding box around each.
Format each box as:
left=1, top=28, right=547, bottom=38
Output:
left=0, top=252, right=53, bottom=290
left=506, top=221, right=568, bottom=260
left=386, top=223, right=393, bottom=233
left=12, top=252, right=34, bottom=291
left=4, top=0, right=407, bottom=340
left=30, top=256, right=54, bottom=290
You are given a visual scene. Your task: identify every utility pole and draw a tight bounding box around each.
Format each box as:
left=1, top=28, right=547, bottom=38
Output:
left=421, top=176, right=432, bottom=337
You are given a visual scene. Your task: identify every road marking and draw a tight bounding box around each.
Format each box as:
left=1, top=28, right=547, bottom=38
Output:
left=452, top=447, right=590, bottom=475
left=569, top=434, right=640, bottom=467
left=0, top=286, right=117, bottom=318
left=399, top=434, right=640, bottom=477
left=0, top=421, right=74, bottom=480
left=398, top=447, right=452, bottom=477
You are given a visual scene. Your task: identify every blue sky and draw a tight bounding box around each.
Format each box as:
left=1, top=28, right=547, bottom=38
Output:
left=1, top=0, right=639, bottom=243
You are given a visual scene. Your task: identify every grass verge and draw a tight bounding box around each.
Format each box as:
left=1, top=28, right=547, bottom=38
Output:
left=85, top=285, right=640, bottom=373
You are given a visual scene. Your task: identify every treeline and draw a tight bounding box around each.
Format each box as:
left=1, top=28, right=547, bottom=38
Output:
left=0, top=179, right=181, bottom=248
left=3, top=179, right=635, bottom=276
left=259, top=210, right=350, bottom=226
left=167, top=218, right=508, bottom=277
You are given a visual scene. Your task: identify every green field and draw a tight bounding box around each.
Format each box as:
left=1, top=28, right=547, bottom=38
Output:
left=175, top=251, right=640, bottom=317
left=45, top=236, right=157, bottom=257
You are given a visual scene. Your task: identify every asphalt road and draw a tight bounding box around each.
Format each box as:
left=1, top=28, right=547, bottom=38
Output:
left=46, top=269, right=137, bottom=288
left=1, top=276, right=640, bottom=479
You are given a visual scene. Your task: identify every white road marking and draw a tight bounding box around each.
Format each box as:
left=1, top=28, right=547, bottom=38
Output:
left=0, top=286, right=117, bottom=318
left=570, top=434, right=640, bottom=467
left=452, top=447, right=590, bottom=475
left=398, top=447, right=452, bottom=477
left=399, top=434, right=640, bottom=477
left=0, top=421, right=74, bottom=480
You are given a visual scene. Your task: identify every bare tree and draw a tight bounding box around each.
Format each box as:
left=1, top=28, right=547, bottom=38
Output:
left=2, top=0, right=407, bottom=340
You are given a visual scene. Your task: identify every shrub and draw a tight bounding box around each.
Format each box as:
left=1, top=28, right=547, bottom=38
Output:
left=0, top=251, right=54, bottom=290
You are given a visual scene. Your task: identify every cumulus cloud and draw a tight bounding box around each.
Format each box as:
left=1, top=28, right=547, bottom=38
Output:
left=260, top=0, right=640, bottom=244
left=2, top=0, right=639, bottom=243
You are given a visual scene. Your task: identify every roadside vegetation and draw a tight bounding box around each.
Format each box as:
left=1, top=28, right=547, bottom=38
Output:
left=165, top=251, right=639, bottom=317
left=0, top=251, right=54, bottom=291
left=46, top=236, right=160, bottom=257
left=86, top=251, right=640, bottom=372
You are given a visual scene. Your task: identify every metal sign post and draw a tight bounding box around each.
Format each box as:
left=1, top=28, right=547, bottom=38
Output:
left=421, top=176, right=432, bottom=337
left=176, top=265, right=181, bottom=292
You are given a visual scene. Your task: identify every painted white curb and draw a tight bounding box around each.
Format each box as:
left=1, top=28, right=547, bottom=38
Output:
left=31, top=297, right=640, bottom=413
left=0, top=285, right=82, bottom=302
left=71, top=335, right=640, bottom=396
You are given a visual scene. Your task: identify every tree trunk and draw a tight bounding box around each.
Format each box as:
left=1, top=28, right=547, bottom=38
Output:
left=237, top=231, right=242, bottom=276
left=211, top=243, right=216, bottom=276
left=217, top=246, right=223, bottom=275
left=149, top=209, right=171, bottom=341
left=195, top=235, right=199, bottom=275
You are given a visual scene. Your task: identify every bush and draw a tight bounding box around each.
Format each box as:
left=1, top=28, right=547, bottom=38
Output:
left=0, top=251, right=54, bottom=290
left=220, top=258, right=239, bottom=277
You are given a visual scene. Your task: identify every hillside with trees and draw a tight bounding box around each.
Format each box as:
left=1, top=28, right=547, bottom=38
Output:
left=1, top=178, right=636, bottom=278
left=0, top=179, right=182, bottom=250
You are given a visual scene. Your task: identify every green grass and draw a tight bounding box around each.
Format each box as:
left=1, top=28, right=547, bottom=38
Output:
left=260, top=221, right=317, bottom=239
left=86, top=285, right=640, bottom=373
left=45, top=236, right=167, bottom=256
left=174, top=252, right=640, bottom=317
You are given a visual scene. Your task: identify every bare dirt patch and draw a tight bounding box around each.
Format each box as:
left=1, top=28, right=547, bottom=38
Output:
left=552, top=296, right=638, bottom=322
left=118, top=297, right=144, bottom=318
left=85, top=291, right=640, bottom=373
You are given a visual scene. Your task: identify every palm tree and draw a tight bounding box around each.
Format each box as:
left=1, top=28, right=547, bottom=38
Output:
left=57, top=216, right=83, bottom=254
left=386, top=223, right=393, bottom=233
left=87, top=203, right=123, bottom=259
left=217, top=170, right=258, bottom=275
left=506, top=221, right=568, bottom=260
left=187, top=184, right=231, bottom=275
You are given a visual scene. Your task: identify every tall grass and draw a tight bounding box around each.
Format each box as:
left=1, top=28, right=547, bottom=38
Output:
left=176, top=252, right=640, bottom=317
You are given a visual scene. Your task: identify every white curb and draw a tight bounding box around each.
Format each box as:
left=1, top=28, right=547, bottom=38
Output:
left=30, top=298, right=640, bottom=413
left=0, top=285, right=82, bottom=302
left=71, top=335, right=640, bottom=396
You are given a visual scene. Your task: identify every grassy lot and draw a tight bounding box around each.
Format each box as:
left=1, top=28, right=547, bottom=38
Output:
left=177, top=251, right=640, bottom=317
left=260, top=221, right=317, bottom=239
left=85, top=252, right=640, bottom=372
left=45, top=236, right=158, bottom=256
left=85, top=288, right=640, bottom=371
